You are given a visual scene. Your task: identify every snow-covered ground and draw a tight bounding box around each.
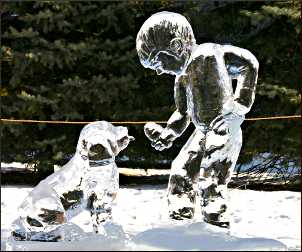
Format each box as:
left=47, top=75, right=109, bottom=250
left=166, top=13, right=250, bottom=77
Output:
left=1, top=184, right=300, bottom=251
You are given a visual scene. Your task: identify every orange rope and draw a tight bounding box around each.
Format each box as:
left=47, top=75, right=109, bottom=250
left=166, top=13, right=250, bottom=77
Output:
left=0, top=115, right=301, bottom=125
left=245, top=115, right=301, bottom=121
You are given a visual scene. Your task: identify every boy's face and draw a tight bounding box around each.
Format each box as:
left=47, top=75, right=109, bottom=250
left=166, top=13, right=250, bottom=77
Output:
left=147, top=47, right=187, bottom=76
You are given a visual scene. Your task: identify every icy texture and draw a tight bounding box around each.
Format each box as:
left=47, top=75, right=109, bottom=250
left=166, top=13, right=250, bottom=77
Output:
left=11, top=121, right=134, bottom=241
left=137, top=11, right=258, bottom=227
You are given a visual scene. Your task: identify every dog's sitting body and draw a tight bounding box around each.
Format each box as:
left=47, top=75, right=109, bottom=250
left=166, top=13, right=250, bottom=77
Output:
left=11, top=121, right=134, bottom=241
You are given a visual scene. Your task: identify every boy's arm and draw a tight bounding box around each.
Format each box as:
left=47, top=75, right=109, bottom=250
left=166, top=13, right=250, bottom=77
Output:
left=166, top=75, right=191, bottom=136
left=223, top=45, right=259, bottom=116
left=145, top=76, right=190, bottom=151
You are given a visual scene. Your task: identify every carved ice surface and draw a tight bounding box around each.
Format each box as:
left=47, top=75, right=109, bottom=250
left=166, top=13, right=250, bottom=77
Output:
left=11, top=121, right=134, bottom=241
left=137, top=11, right=259, bottom=228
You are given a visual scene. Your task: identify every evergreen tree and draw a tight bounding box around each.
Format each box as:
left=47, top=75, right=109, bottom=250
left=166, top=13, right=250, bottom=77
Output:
left=1, top=1, right=175, bottom=171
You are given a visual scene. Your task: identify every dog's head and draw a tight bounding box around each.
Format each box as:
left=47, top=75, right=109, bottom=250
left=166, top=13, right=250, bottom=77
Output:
left=76, top=121, right=134, bottom=162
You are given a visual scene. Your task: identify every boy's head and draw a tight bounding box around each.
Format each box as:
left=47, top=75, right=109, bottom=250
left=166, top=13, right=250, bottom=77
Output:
left=136, top=11, right=196, bottom=76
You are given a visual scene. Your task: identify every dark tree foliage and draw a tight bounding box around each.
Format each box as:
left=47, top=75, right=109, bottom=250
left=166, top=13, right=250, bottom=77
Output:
left=1, top=1, right=301, bottom=179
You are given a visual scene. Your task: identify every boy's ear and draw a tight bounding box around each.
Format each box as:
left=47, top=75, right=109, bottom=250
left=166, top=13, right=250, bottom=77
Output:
left=170, top=38, right=183, bottom=54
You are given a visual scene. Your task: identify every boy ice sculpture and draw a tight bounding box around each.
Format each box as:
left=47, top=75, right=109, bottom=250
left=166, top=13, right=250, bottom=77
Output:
left=11, top=121, right=134, bottom=241
left=136, top=12, right=258, bottom=228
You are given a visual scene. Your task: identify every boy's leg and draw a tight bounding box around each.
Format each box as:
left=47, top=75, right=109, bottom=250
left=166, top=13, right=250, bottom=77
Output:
left=198, top=126, right=242, bottom=228
left=167, top=129, right=205, bottom=220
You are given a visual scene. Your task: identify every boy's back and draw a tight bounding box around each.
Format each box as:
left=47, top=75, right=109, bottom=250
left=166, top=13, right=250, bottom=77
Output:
left=177, top=43, right=235, bottom=127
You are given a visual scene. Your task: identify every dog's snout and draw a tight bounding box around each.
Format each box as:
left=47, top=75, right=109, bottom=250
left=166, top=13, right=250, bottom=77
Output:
left=88, top=144, right=111, bottom=161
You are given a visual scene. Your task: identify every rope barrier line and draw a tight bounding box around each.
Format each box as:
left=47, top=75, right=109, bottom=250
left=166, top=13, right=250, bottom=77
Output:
left=245, top=115, right=301, bottom=121
left=0, top=115, right=301, bottom=125
left=0, top=119, right=166, bottom=125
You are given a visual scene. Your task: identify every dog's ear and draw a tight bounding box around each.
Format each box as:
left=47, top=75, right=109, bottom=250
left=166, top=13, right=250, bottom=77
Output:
left=107, top=139, right=119, bottom=156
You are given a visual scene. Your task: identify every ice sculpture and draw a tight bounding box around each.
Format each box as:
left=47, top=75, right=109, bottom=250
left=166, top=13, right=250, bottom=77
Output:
left=137, top=11, right=258, bottom=228
left=11, top=121, right=134, bottom=241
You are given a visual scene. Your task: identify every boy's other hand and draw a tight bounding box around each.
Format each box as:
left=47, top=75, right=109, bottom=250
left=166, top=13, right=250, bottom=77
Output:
left=210, top=112, right=244, bottom=135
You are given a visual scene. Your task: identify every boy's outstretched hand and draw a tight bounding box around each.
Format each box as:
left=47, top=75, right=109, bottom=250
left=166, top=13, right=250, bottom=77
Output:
left=144, top=122, right=176, bottom=151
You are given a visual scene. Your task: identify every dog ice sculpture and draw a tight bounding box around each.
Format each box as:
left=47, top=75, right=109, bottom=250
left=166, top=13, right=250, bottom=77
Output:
left=11, top=121, right=134, bottom=241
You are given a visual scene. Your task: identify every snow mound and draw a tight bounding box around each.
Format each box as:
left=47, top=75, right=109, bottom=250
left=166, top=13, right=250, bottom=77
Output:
left=6, top=234, right=125, bottom=251
left=132, top=222, right=286, bottom=251
left=5, top=222, right=286, bottom=251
